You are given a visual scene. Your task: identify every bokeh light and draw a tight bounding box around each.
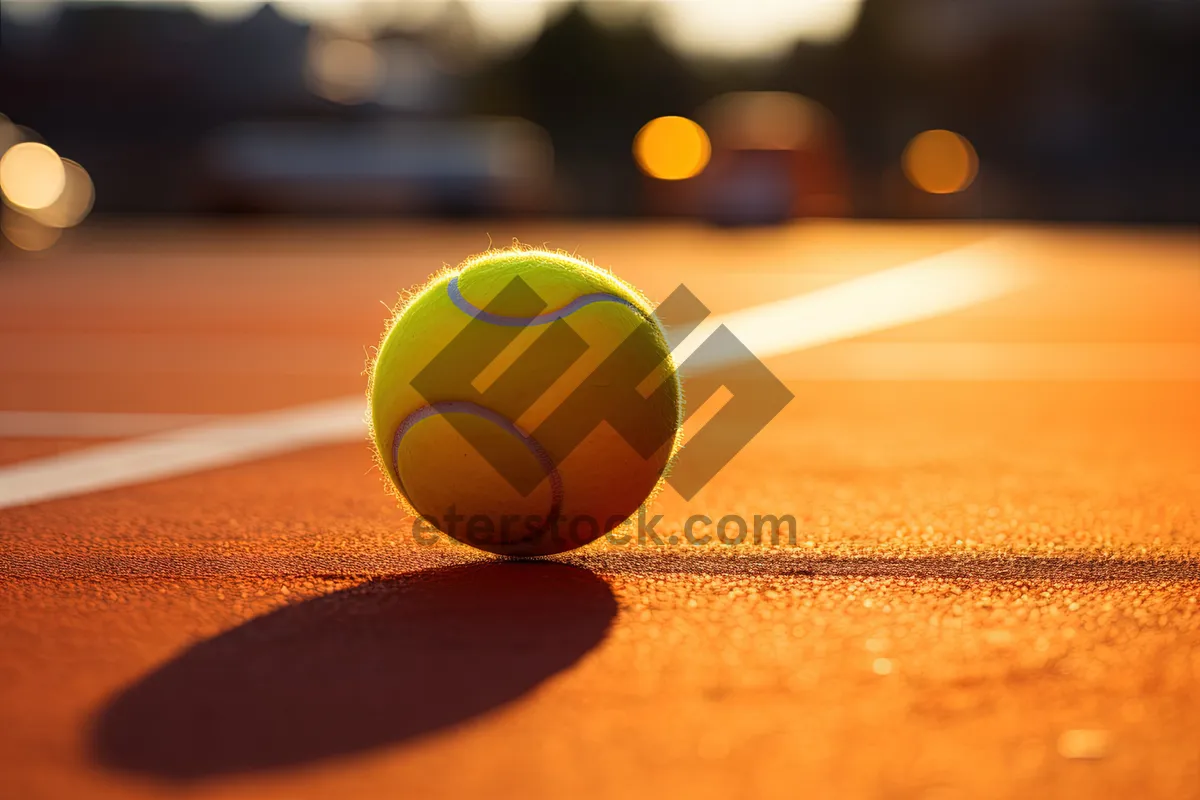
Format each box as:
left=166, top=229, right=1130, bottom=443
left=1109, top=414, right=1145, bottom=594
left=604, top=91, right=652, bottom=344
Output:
left=306, top=34, right=384, bottom=104
left=388, top=0, right=449, bottom=32
left=186, top=1, right=264, bottom=24
left=1, top=206, right=62, bottom=252
left=0, top=142, right=67, bottom=210
left=6, top=0, right=864, bottom=62
left=0, top=0, right=64, bottom=26
left=902, top=129, right=978, bottom=194
left=463, top=0, right=572, bottom=56
left=274, top=0, right=360, bottom=28
left=0, top=121, right=94, bottom=251
left=275, top=1, right=450, bottom=37
left=652, top=0, right=863, bottom=61
left=27, top=159, right=94, bottom=229
left=633, top=116, right=711, bottom=181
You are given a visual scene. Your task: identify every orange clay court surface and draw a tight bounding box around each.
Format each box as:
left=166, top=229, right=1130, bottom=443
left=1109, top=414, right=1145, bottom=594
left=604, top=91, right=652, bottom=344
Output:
left=1, top=222, right=1198, bottom=800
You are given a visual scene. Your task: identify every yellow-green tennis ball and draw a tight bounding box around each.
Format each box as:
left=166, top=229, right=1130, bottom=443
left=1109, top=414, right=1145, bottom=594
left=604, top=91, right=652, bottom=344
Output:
left=369, top=247, right=681, bottom=556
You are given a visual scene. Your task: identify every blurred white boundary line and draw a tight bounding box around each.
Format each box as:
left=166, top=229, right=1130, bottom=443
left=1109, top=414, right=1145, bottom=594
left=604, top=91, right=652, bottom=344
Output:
left=771, top=342, right=1200, bottom=381
left=0, top=398, right=365, bottom=511
left=0, top=411, right=217, bottom=438
left=673, top=235, right=1029, bottom=374
left=0, top=236, right=1030, bottom=511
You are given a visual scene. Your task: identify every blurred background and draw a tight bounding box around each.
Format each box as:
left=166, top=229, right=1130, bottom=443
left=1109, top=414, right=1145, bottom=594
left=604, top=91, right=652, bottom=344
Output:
left=1, top=0, right=1198, bottom=251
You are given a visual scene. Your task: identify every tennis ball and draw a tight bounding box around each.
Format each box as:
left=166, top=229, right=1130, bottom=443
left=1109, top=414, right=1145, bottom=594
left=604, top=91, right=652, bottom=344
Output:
left=369, top=246, right=682, bottom=556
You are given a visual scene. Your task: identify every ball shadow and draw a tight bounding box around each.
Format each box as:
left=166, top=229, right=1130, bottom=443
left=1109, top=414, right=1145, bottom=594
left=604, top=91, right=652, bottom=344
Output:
left=91, top=561, right=616, bottom=781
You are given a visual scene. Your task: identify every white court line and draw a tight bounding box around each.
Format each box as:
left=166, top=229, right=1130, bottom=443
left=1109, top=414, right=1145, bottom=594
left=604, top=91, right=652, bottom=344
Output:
left=0, top=236, right=1028, bottom=511
left=0, top=333, right=359, bottom=375
left=768, top=342, right=1200, bottom=381
left=0, top=411, right=217, bottom=438
left=673, top=235, right=1028, bottom=373
left=0, top=398, right=365, bottom=511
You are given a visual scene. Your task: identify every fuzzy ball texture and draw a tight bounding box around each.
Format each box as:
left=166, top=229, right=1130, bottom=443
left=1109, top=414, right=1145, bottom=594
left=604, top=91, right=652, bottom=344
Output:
left=369, top=246, right=682, bottom=556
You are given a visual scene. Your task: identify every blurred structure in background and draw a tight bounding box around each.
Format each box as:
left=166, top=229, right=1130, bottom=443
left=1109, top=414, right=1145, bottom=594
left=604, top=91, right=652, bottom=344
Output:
left=203, top=117, right=553, bottom=215
left=1, top=0, right=1197, bottom=230
left=699, top=92, right=847, bottom=225
left=634, top=94, right=849, bottom=226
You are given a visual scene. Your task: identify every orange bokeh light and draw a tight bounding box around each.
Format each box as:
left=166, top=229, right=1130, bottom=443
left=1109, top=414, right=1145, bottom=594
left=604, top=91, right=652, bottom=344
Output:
left=902, top=129, right=978, bottom=194
left=633, top=116, right=711, bottom=181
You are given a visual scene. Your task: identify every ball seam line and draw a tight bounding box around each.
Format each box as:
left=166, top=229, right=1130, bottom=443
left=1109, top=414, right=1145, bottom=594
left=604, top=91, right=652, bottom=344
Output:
left=447, top=275, right=640, bottom=327
left=392, top=400, right=564, bottom=523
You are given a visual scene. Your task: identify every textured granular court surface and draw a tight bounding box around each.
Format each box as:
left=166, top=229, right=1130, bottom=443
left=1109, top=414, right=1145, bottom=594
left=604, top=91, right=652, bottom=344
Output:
left=1, top=222, right=1198, bottom=799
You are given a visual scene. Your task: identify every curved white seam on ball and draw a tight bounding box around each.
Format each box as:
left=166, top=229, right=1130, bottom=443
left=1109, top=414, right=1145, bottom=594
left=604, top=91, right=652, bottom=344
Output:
left=447, top=274, right=640, bottom=327
left=391, top=400, right=564, bottom=524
